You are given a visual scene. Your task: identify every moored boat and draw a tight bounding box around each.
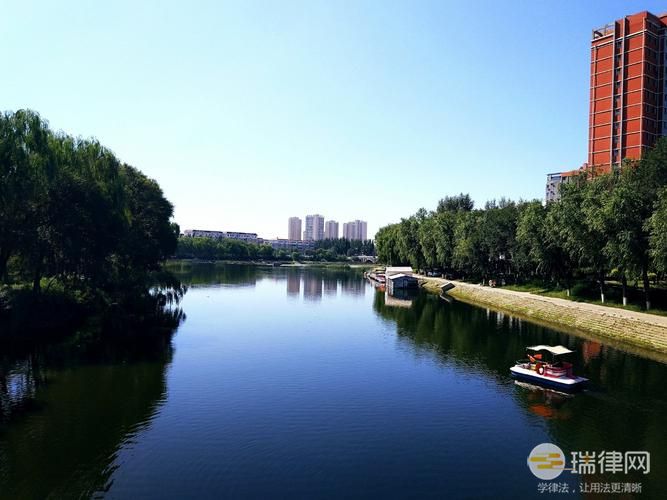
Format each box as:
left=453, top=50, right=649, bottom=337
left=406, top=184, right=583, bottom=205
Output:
left=510, top=345, right=588, bottom=391
left=367, top=267, right=386, bottom=284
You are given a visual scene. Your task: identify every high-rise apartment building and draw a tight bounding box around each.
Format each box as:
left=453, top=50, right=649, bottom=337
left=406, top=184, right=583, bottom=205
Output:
left=589, top=11, right=667, bottom=171
left=547, top=10, right=667, bottom=200
left=324, top=220, right=339, bottom=239
left=303, top=214, right=325, bottom=241
left=342, top=220, right=368, bottom=241
left=288, top=217, right=302, bottom=241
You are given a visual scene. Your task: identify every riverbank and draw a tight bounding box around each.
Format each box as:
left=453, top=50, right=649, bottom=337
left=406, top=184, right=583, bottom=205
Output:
left=420, top=276, right=667, bottom=360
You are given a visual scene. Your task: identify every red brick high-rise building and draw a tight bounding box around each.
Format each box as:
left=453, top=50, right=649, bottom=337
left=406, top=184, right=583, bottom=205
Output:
left=589, top=11, right=667, bottom=171
left=547, top=10, right=667, bottom=201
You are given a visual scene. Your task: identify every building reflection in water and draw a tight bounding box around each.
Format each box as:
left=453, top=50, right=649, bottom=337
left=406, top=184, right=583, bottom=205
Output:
left=287, top=272, right=372, bottom=300
left=581, top=340, right=602, bottom=364
left=383, top=288, right=416, bottom=308
left=286, top=272, right=301, bottom=298
left=303, top=275, right=323, bottom=301
left=340, top=275, right=365, bottom=297
left=323, top=276, right=338, bottom=297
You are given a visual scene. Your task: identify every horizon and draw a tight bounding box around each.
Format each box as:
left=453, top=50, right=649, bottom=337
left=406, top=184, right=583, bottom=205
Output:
left=3, top=0, right=665, bottom=238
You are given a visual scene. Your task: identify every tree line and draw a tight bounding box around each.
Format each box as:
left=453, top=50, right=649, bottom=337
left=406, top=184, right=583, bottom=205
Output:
left=313, top=238, right=375, bottom=257
left=376, top=138, right=667, bottom=310
left=0, top=110, right=180, bottom=322
left=175, top=237, right=375, bottom=262
left=175, top=237, right=278, bottom=261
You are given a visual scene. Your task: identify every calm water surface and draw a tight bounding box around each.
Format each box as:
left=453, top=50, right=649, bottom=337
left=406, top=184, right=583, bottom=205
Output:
left=1, top=264, right=666, bottom=499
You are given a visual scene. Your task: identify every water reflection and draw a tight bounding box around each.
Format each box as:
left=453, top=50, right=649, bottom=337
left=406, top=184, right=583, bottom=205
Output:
left=0, top=354, right=48, bottom=428
left=170, top=263, right=370, bottom=302
left=303, top=275, right=323, bottom=301
left=4, top=266, right=665, bottom=498
left=383, top=288, right=417, bottom=308
left=323, top=276, right=338, bottom=297
left=372, top=289, right=667, bottom=397
left=372, top=287, right=667, bottom=494
left=0, top=324, right=179, bottom=498
left=513, top=381, right=574, bottom=420
left=340, top=274, right=365, bottom=297
left=287, top=273, right=301, bottom=297
left=166, top=261, right=259, bottom=287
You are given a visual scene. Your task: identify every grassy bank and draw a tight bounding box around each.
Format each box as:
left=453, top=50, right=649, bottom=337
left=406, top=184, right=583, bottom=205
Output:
left=420, top=277, right=667, bottom=361
left=501, top=281, right=667, bottom=317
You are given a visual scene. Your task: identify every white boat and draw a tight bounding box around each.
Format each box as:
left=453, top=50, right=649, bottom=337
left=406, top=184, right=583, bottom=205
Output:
left=510, top=345, right=588, bottom=391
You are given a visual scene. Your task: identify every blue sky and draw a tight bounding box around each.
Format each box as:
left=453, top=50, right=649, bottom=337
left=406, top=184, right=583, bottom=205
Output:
left=2, top=0, right=665, bottom=238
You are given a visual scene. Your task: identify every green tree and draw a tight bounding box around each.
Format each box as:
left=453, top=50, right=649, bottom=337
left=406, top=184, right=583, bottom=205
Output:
left=436, top=193, right=474, bottom=213
left=517, top=201, right=574, bottom=293
left=0, top=110, right=52, bottom=286
left=418, top=214, right=439, bottom=269
left=397, top=211, right=425, bottom=271
left=433, top=210, right=457, bottom=271
left=0, top=110, right=178, bottom=301
left=452, top=210, right=486, bottom=280
left=375, top=224, right=402, bottom=265
left=553, top=176, right=610, bottom=303
left=649, top=188, right=667, bottom=274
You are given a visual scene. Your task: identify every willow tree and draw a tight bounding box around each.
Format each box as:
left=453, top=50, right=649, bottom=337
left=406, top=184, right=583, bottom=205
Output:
left=0, top=110, right=52, bottom=285
left=0, top=109, right=177, bottom=299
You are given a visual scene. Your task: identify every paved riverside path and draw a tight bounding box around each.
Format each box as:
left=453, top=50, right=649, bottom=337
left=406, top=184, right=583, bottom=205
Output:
left=418, top=277, right=667, bottom=357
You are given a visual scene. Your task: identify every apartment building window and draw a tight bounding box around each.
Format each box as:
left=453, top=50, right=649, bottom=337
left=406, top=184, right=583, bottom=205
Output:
left=647, top=32, right=659, bottom=49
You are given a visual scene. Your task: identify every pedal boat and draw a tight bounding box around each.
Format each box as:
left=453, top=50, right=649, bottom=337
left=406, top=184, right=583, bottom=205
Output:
left=510, top=345, right=588, bottom=391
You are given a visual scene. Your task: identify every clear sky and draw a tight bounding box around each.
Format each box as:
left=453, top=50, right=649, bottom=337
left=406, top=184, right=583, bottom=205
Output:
left=2, top=0, right=665, bottom=239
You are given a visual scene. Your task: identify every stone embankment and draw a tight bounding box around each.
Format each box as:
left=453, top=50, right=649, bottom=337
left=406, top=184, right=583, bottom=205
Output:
left=420, top=277, right=667, bottom=360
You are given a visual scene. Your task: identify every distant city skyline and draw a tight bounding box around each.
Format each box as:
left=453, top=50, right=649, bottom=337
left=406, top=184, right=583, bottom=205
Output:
left=324, top=220, right=339, bottom=239
left=286, top=215, right=367, bottom=241
left=343, top=220, right=368, bottom=241
left=303, top=214, right=325, bottom=241
left=183, top=214, right=366, bottom=241
left=288, top=217, right=302, bottom=240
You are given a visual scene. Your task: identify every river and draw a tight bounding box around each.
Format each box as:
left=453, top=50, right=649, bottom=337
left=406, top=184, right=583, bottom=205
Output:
left=1, top=264, right=665, bottom=498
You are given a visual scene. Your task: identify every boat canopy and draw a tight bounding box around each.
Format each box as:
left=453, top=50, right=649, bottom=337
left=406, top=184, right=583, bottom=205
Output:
left=527, top=345, right=574, bottom=355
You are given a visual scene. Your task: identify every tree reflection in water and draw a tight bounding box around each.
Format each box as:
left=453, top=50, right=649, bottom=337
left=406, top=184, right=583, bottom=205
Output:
left=0, top=306, right=184, bottom=499
left=372, top=288, right=667, bottom=408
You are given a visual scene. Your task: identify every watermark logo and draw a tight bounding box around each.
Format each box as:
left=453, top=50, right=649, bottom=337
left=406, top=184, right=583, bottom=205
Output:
left=528, top=443, right=566, bottom=480
left=528, top=444, right=651, bottom=495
